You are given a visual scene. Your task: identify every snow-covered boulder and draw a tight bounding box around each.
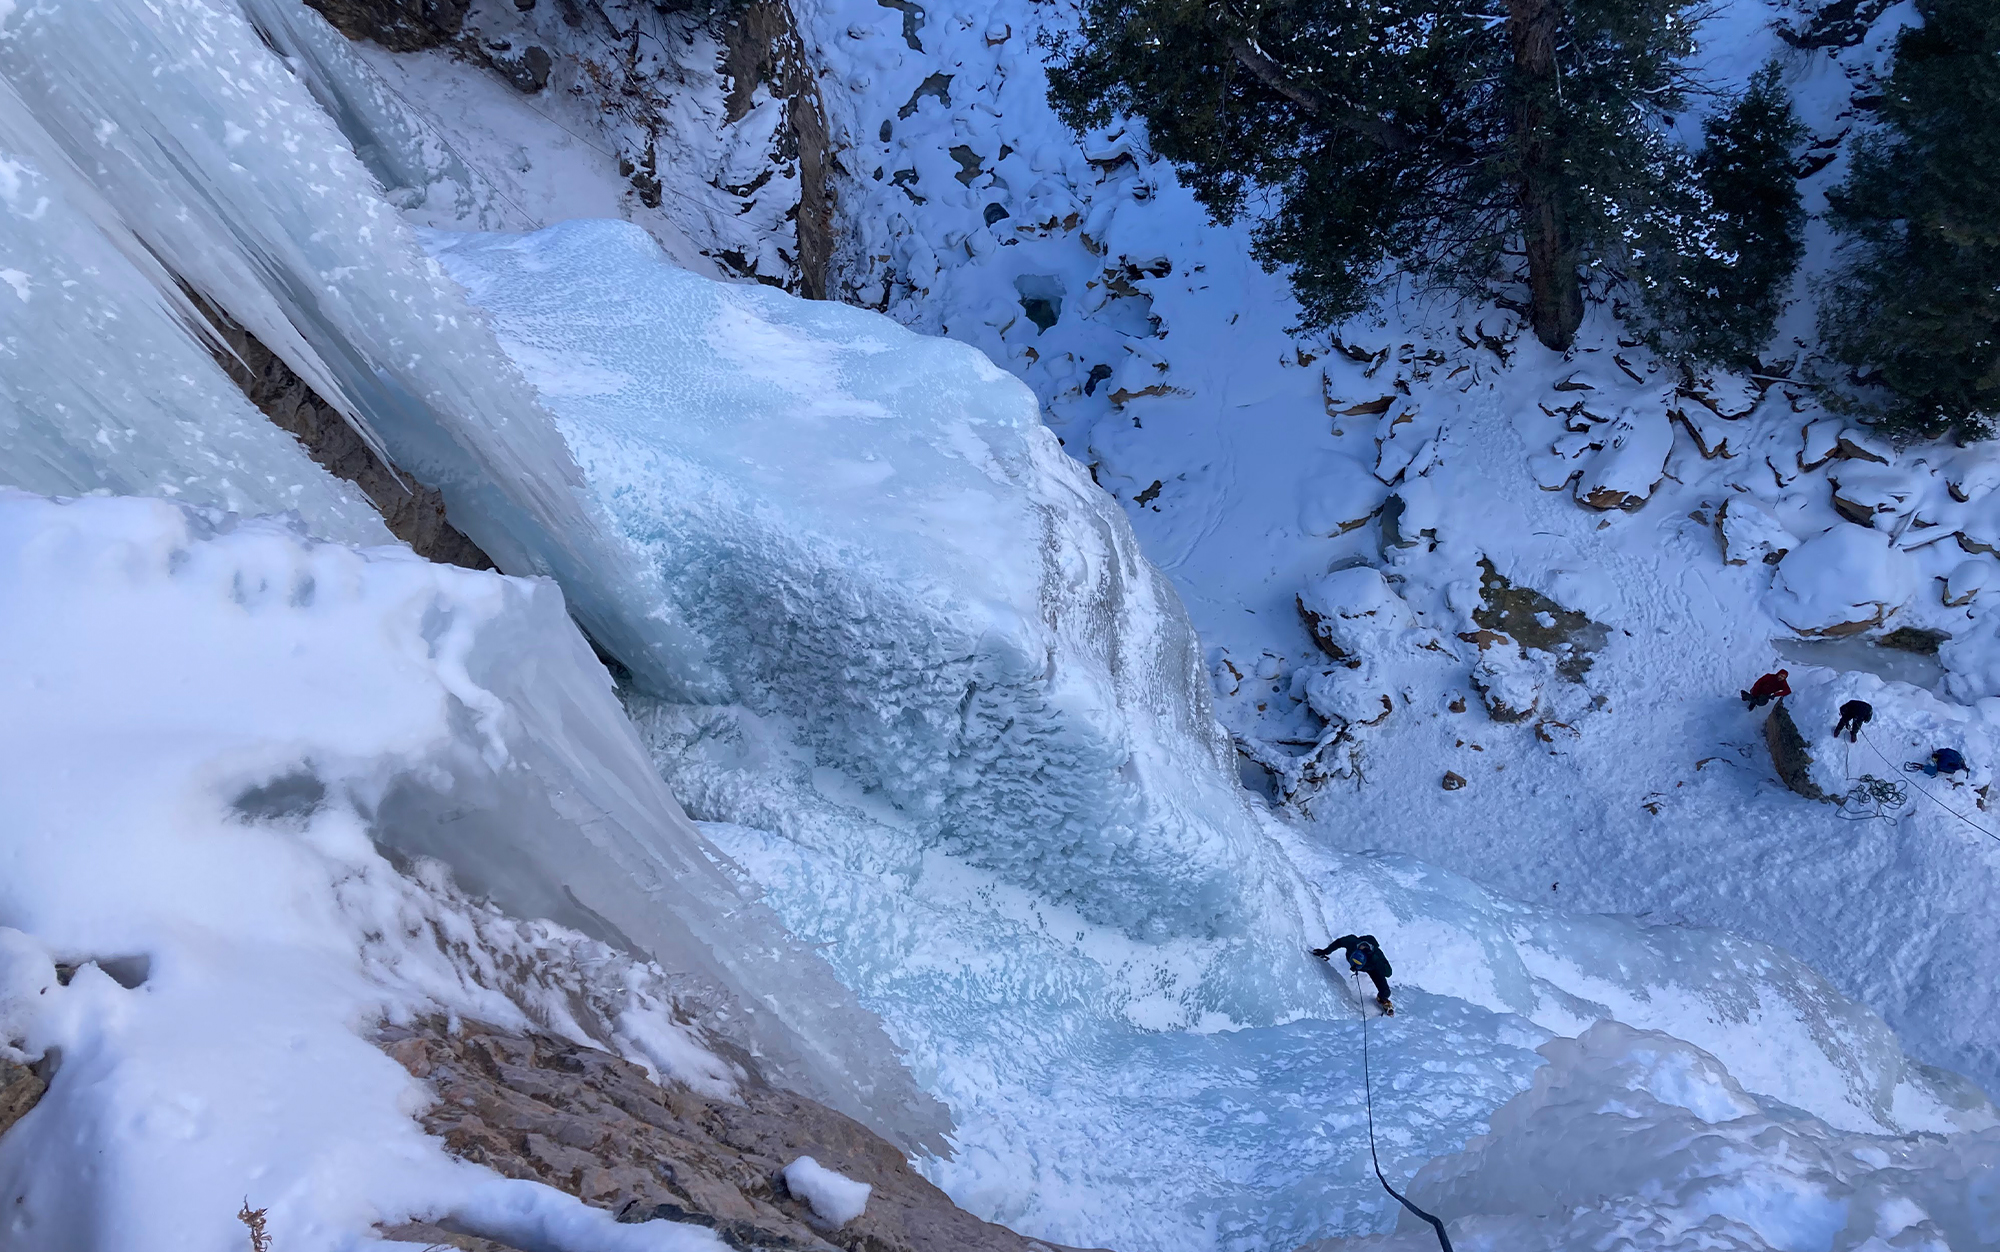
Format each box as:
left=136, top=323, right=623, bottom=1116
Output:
left=1374, top=400, right=1440, bottom=484
left=1296, top=566, right=1413, bottom=662
left=1471, top=648, right=1557, bottom=723
left=1829, top=461, right=1914, bottom=528
left=1716, top=495, right=1793, bottom=566
left=1573, top=407, right=1672, bottom=512
left=1303, top=665, right=1397, bottom=727
left=1678, top=371, right=1760, bottom=420
left=1772, top=668, right=1997, bottom=801
left=1300, top=455, right=1390, bottom=536
left=1769, top=526, right=1916, bottom=636
left=1943, top=558, right=1993, bottom=608
left=430, top=220, right=1284, bottom=942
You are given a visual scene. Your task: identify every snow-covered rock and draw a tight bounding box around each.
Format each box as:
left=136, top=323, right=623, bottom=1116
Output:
left=1573, top=406, right=1673, bottom=512
left=1471, top=647, right=1558, bottom=723
left=1303, top=665, right=1398, bottom=727
left=1716, top=494, right=1794, bottom=566
left=1300, top=456, right=1391, bottom=536
left=1770, top=525, right=1917, bottom=636
left=1943, top=558, right=1991, bottom=607
left=1297, top=566, right=1414, bottom=662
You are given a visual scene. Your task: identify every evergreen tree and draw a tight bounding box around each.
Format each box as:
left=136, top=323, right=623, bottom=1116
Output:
left=1821, top=0, right=2000, bottom=439
left=1635, top=64, right=1807, bottom=368
left=1048, top=0, right=1800, bottom=357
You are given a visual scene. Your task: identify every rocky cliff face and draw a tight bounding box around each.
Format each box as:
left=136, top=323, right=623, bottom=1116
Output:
left=199, top=296, right=495, bottom=570
left=376, top=1017, right=1100, bottom=1252
left=307, top=0, right=834, bottom=296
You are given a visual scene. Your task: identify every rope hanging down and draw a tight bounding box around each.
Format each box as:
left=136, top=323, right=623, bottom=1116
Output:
left=1352, top=973, right=1455, bottom=1252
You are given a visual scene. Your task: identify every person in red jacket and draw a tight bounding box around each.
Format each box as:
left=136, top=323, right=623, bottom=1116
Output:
left=1741, top=669, right=1790, bottom=709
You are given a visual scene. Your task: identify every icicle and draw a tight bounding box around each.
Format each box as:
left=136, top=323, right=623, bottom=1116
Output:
left=0, top=0, right=722, bottom=696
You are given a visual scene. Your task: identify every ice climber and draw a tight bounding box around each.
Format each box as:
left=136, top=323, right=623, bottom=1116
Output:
left=1741, top=669, right=1791, bottom=709
left=1314, top=934, right=1394, bottom=1016
left=1834, top=699, right=1875, bottom=743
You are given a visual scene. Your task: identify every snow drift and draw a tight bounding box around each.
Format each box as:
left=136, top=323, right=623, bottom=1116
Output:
left=0, top=488, right=940, bottom=1252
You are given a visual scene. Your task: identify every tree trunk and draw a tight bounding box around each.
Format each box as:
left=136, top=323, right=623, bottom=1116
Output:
left=1508, top=0, right=1583, bottom=351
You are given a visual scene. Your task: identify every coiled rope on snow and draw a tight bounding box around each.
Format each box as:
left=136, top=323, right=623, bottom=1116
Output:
left=1351, top=971, right=1455, bottom=1252
left=1855, top=730, right=2000, bottom=845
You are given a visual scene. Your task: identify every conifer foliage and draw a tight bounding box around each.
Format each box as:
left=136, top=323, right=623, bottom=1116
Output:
left=1821, top=0, right=2000, bottom=439
left=1635, top=64, right=1807, bottom=369
left=1047, top=0, right=1803, bottom=360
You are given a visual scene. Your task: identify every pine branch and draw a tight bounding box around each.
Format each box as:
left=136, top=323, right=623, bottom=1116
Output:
left=1220, top=35, right=1418, bottom=153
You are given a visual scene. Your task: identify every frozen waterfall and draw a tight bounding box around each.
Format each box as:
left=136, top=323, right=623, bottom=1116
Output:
left=426, top=219, right=1305, bottom=951
left=2, top=2, right=1998, bottom=1250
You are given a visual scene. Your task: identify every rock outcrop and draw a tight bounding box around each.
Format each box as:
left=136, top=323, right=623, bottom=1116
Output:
left=307, top=0, right=469, bottom=50
left=311, top=0, right=834, bottom=297
left=0, top=1058, right=45, bottom=1141
left=377, top=1017, right=1100, bottom=1252
left=199, top=297, right=494, bottom=571
left=719, top=0, right=834, bottom=298
left=1765, top=702, right=1830, bottom=802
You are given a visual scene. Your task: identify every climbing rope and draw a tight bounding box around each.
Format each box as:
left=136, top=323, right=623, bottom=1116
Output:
left=1834, top=772, right=1910, bottom=820
left=1351, top=972, right=1455, bottom=1252
left=1856, top=731, right=2000, bottom=845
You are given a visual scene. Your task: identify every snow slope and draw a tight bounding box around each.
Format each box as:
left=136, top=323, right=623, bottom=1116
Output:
left=0, top=491, right=747, bottom=1251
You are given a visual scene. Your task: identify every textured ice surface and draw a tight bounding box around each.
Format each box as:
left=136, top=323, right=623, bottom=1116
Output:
left=632, top=702, right=1543, bottom=1251
left=430, top=219, right=1299, bottom=948
left=632, top=700, right=1991, bottom=1252
left=1317, top=1023, right=2000, bottom=1252
left=0, top=0, right=716, bottom=694
left=0, top=108, right=390, bottom=547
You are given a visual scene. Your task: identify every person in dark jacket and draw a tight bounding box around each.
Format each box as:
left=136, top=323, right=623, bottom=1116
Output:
left=1314, top=934, right=1394, bottom=1015
left=1833, top=699, right=1874, bottom=742
left=1741, top=669, right=1791, bottom=709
